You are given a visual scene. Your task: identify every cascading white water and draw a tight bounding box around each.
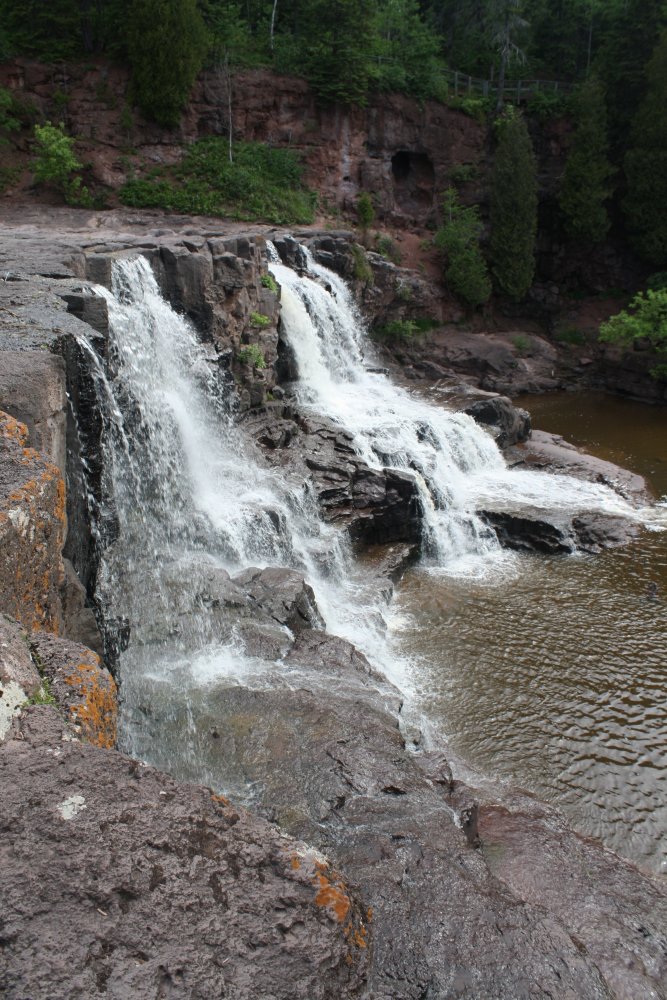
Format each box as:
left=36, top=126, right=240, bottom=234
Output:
left=93, top=257, right=411, bottom=769
left=270, top=245, right=651, bottom=576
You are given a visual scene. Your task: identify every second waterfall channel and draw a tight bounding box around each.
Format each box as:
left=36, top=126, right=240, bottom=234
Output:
left=90, top=248, right=660, bottom=834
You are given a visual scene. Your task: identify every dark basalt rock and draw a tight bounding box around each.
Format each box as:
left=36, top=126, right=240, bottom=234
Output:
left=481, top=510, right=575, bottom=554
left=0, top=707, right=369, bottom=1000
left=145, top=628, right=667, bottom=1000
left=464, top=394, right=532, bottom=448
left=241, top=403, right=422, bottom=547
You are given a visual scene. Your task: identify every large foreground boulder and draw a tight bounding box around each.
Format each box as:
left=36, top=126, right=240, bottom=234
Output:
left=0, top=706, right=369, bottom=1000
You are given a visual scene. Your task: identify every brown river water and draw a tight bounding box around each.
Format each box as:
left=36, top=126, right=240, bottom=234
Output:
left=391, top=391, right=667, bottom=876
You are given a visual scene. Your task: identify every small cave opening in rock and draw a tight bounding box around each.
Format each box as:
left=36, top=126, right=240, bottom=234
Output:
left=391, top=150, right=435, bottom=214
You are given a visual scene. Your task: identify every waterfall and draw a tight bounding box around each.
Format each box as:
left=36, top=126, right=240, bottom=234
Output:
left=92, top=257, right=413, bottom=770
left=270, top=245, right=647, bottom=577
left=87, top=249, right=660, bottom=780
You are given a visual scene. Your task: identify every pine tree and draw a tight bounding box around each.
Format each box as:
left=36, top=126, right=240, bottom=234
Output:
left=489, top=106, right=537, bottom=300
left=435, top=188, right=491, bottom=307
left=559, top=77, right=614, bottom=244
left=624, top=29, right=667, bottom=266
left=126, top=0, right=209, bottom=127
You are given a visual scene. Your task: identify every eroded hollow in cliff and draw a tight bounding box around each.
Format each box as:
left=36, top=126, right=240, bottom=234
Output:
left=391, top=150, right=435, bottom=213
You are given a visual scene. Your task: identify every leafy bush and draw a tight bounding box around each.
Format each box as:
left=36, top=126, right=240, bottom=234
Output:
left=434, top=188, right=491, bottom=308
left=554, top=325, right=586, bottom=345
left=351, top=244, right=374, bottom=285
left=376, top=234, right=402, bottom=264
left=372, top=319, right=422, bottom=343
left=120, top=139, right=316, bottom=224
left=261, top=273, right=278, bottom=292
left=237, top=344, right=266, bottom=369
left=447, top=95, right=492, bottom=123
left=525, top=90, right=569, bottom=121
left=599, top=289, right=667, bottom=359
left=512, top=333, right=532, bottom=355
left=32, top=122, right=93, bottom=206
left=0, top=166, right=20, bottom=192
left=356, top=192, right=375, bottom=232
left=448, top=163, right=478, bottom=186
left=250, top=311, right=271, bottom=328
left=0, top=86, right=21, bottom=140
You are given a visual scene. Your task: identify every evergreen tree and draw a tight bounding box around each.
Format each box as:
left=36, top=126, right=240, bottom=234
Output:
left=435, top=188, right=491, bottom=307
left=489, top=106, right=537, bottom=299
left=371, top=0, right=447, bottom=100
left=297, top=0, right=376, bottom=105
left=126, top=0, right=209, bottom=127
left=624, top=29, right=667, bottom=266
left=559, top=78, right=613, bottom=243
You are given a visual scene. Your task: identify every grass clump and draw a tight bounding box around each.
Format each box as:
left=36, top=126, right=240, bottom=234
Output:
left=120, top=139, right=316, bottom=225
left=28, top=678, right=57, bottom=706
left=512, top=333, right=532, bottom=355
left=261, top=273, right=278, bottom=292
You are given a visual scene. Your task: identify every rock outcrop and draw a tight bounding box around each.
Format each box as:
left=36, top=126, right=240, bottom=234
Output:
left=242, top=403, right=422, bottom=546
left=0, top=706, right=369, bottom=1000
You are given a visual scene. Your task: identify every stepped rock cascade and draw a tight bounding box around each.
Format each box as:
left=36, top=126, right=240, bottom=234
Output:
left=270, top=246, right=652, bottom=576
left=91, top=251, right=662, bottom=784
left=93, top=257, right=410, bottom=774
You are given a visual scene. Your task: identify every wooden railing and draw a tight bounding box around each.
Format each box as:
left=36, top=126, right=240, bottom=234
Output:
left=444, top=68, right=573, bottom=102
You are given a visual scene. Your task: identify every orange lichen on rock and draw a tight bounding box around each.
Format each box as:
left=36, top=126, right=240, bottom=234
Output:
left=63, top=654, right=118, bottom=749
left=0, top=410, right=66, bottom=634
left=314, top=865, right=352, bottom=924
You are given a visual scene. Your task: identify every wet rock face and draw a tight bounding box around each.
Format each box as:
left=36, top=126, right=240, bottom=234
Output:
left=464, top=394, right=532, bottom=448
left=158, top=629, right=667, bottom=1000
left=242, top=402, right=422, bottom=546
left=0, top=707, right=369, bottom=1000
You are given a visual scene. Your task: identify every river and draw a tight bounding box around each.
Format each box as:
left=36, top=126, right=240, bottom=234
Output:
left=391, top=391, right=667, bottom=875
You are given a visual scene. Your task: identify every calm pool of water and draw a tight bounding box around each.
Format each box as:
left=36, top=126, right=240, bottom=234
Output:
left=392, top=392, right=667, bottom=875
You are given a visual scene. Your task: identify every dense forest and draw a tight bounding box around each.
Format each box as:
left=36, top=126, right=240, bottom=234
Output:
left=1, top=0, right=666, bottom=299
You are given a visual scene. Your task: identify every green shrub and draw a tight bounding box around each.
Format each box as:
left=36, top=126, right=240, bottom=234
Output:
left=351, top=244, right=374, bottom=285
left=0, top=166, right=20, bottom=192
left=32, top=122, right=93, bottom=207
left=435, top=188, right=491, bottom=308
left=261, top=273, right=278, bottom=292
left=0, top=86, right=21, bottom=141
left=448, top=163, right=478, bottom=185
left=237, top=344, right=266, bottom=369
left=554, top=325, right=586, bottom=345
left=356, top=192, right=375, bottom=233
left=376, top=234, right=402, bottom=264
left=512, top=333, right=532, bottom=355
left=599, top=289, right=667, bottom=367
left=119, top=139, right=316, bottom=224
left=250, top=311, right=271, bottom=328
left=447, top=95, right=492, bottom=123
left=28, top=679, right=57, bottom=706
left=126, top=0, right=209, bottom=126
left=526, top=90, right=569, bottom=121
left=372, top=319, right=422, bottom=343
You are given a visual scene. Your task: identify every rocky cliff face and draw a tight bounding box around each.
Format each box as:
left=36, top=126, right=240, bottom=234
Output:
left=1, top=60, right=485, bottom=228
